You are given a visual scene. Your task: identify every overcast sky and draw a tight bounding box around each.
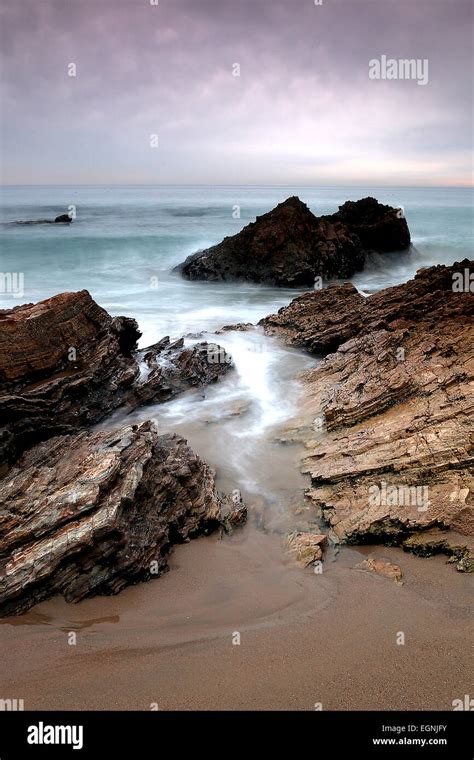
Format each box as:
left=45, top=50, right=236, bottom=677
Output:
left=0, top=0, right=472, bottom=186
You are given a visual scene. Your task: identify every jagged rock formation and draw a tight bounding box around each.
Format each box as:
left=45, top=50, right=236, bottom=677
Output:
left=175, top=196, right=410, bottom=287
left=0, top=291, right=241, bottom=615
left=0, top=290, right=231, bottom=466
left=260, top=282, right=365, bottom=353
left=262, top=260, right=474, bottom=570
left=0, top=422, right=234, bottom=616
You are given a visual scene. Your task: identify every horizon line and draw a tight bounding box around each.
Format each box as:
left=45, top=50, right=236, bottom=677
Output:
left=1, top=183, right=473, bottom=190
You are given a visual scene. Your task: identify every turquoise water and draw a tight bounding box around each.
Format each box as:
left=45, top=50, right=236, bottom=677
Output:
left=0, top=185, right=472, bottom=345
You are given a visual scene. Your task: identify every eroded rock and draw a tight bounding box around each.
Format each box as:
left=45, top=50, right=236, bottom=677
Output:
left=0, top=291, right=231, bottom=465
left=0, top=421, right=235, bottom=616
left=324, top=196, right=410, bottom=252
left=263, top=261, right=474, bottom=569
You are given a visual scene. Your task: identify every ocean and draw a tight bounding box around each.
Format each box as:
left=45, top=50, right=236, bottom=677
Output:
left=0, top=185, right=472, bottom=342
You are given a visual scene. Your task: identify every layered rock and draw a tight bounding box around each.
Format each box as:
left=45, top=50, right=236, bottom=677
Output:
left=175, top=196, right=410, bottom=287
left=262, top=260, right=474, bottom=569
left=260, top=282, right=365, bottom=353
left=0, top=422, right=235, bottom=616
left=286, top=531, right=326, bottom=568
left=0, top=291, right=231, bottom=466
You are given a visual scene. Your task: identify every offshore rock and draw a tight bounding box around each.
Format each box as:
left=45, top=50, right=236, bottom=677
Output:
left=175, top=196, right=410, bottom=287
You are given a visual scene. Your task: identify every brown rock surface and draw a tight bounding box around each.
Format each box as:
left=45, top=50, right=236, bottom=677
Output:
left=0, top=421, right=233, bottom=616
left=286, top=531, right=326, bottom=567
left=260, top=282, right=365, bottom=353
left=0, top=291, right=231, bottom=465
left=263, top=261, right=474, bottom=569
left=355, top=557, right=403, bottom=584
left=175, top=196, right=409, bottom=287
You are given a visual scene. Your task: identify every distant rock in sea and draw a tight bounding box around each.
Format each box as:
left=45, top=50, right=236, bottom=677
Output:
left=174, top=196, right=411, bottom=287
left=14, top=212, right=73, bottom=225
left=322, top=196, right=410, bottom=252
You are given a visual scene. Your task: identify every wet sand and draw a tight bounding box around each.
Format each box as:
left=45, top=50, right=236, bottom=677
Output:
left=1, top=526, right=471, bottom=711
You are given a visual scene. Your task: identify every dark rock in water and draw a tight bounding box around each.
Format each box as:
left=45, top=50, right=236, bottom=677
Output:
left=129, top=336, right=231, bottom=407
left=175, top=196, right=411, bottom=287
left=0, top=290, right=231, bottom=466
left=262, top=260, right=474, bottom=570
left=324, top=196, right=410, bottom=252
left=175, top=196, right=365, bottom=286
left=54, top=214, right=72, bottom=223
left=0, top=421, right=238, bottom=616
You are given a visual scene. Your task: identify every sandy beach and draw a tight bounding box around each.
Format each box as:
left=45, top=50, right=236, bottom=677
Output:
left=2, top=524, right=471, bottom=711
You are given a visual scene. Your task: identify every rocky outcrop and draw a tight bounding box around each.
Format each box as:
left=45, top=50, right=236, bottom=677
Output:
left=262, top=260, right=474, bottom=570
left=175, top=196, right=410, bottom=287
left=0, top=292, right=240, bottom=614
left=260, top=282, right=365, bottom=353
left=54, top=214, right=72, bottom=223
left=0, top=422, right=235, bottom=616
left=216, top=323, right=254, bottom=334
left=0, top=291, right=231, bottom=466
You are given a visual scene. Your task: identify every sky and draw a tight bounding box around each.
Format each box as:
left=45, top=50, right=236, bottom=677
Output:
left=0, top=0, right=472, bottom=186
